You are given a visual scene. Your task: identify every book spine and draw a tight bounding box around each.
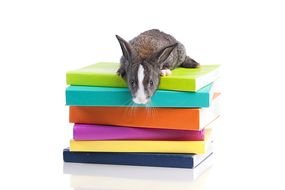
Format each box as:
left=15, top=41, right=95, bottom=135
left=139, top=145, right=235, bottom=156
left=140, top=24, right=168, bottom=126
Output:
left=69, top=106, right=202, bottom=130
left=66, top=86, right=210, bottom=107
left=73, top=124, right=205, bottom=141
left=69, top=139, right=207, bottom=154
left=63, top=149, right=195, bottom=168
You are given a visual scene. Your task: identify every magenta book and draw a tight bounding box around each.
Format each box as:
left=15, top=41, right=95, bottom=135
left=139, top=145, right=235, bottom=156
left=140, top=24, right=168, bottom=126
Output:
left=73, top=124, right=205, bottom=141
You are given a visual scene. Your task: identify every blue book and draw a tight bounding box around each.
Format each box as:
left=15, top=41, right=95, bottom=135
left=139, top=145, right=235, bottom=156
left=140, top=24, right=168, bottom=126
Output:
left=63, top=148, right=213, bottom=169
left=66, top=83, right=213, bottom=108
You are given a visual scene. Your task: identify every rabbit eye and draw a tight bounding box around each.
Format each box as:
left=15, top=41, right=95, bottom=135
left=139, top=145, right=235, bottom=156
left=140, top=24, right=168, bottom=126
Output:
left=130, top=80, right=136, bottom=87
left=149, top=80, right=153, bottom=86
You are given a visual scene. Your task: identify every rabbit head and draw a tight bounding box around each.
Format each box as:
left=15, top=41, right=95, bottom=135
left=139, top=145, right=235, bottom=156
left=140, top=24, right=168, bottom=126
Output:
left=116, top=35, right=177, bottom=104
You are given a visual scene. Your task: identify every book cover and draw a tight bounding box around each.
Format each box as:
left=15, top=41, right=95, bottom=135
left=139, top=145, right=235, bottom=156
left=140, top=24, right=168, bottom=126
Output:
left=66, top=62, right=220, bottom=92
left=69, top=129, right=212, bottom=154
left=66, top=83, right=212, bottom=107
left=69, top=94, right=220, bottom=130
left=73, top=124, right=205, bottom=141
left=63, top=149, right=213, bottom=169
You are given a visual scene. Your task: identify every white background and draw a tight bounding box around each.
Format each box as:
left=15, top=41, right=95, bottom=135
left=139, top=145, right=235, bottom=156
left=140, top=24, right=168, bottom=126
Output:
left=1, top=0, right=285, bottom=189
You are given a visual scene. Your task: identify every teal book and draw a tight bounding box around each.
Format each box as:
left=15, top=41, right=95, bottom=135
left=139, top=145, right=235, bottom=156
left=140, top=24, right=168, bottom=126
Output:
left=66, top=62, right=220, bottom=92
left=66, top=83, right=214, bottom=107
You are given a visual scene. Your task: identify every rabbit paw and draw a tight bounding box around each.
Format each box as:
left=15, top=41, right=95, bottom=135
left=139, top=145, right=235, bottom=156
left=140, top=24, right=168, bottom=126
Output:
left=160, top=69, right=172, bottom=76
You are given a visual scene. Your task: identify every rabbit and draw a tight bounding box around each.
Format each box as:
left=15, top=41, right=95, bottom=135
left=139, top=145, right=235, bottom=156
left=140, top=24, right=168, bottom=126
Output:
left=115, top=29, right=199, bottom=105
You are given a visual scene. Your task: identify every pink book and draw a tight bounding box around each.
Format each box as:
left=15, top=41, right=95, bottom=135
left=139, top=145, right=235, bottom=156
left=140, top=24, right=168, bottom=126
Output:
left=73, top=124, right=205, bottom=141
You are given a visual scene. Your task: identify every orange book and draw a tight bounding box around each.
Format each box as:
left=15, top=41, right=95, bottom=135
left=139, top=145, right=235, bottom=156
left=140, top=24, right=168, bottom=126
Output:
left=69, top=94, right=220, bottom=131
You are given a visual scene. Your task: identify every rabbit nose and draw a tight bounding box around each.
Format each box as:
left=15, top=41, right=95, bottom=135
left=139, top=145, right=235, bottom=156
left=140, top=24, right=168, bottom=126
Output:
left=133, top=96, right=148, bottom=104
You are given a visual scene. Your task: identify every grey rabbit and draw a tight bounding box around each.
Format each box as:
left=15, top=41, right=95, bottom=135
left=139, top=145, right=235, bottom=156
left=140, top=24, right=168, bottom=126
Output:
left=116, top=29, right=199, bottom=104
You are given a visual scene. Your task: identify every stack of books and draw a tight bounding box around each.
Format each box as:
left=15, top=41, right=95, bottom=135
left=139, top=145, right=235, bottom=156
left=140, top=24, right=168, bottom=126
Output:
left=63, top=62, right=220, bottom=169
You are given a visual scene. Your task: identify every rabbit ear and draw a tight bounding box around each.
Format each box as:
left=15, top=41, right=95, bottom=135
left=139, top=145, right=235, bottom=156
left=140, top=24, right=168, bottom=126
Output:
left=154, top=43, right=178, bottom=66
left=115, top=35, right=132, bottom=62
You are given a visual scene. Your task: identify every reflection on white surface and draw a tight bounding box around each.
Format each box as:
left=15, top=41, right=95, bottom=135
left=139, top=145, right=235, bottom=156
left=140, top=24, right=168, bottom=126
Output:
left=63, top=155, right=214, bottom=190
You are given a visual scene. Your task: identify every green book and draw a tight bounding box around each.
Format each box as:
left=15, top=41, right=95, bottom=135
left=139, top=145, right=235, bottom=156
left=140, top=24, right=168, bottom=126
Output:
left=66, top=62, right=220, bottom=92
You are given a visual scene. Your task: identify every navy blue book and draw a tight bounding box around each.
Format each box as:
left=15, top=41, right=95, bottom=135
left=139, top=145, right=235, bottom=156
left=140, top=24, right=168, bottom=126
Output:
left=63, top=148, right=213, bottom=169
